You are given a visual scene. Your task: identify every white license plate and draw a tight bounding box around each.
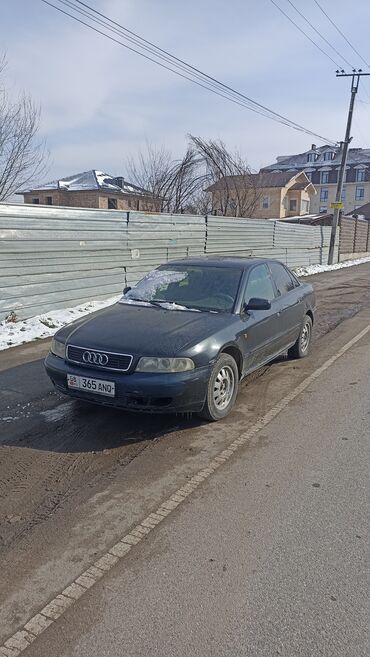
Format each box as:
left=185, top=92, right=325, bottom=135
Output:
left=67, top=374, right=115, bottom=397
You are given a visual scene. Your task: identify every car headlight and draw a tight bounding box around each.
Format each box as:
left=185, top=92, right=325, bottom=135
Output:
left=136, top=357, right=195, bottom=373
left=51, top=337, right=66, bottom=359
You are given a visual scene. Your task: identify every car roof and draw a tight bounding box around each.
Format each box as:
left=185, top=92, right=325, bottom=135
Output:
left=164, top=256, right=276, bottom=270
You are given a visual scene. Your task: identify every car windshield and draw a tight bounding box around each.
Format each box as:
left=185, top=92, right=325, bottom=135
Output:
left=120, top=265, right=243, bottom=312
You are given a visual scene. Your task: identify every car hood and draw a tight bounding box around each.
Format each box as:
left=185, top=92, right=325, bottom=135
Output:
left=57, top=302, right=234, bottom=356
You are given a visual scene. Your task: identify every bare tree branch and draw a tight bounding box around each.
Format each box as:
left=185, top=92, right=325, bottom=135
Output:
left=126, top=142, right=204, bottom=213
left=189, top=135, right=262, bottom=217
left=0, top=55, right=48, bottom=201
left=126, top=137, right=259, bottom=217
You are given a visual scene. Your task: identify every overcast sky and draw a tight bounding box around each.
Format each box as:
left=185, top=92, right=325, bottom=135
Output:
left=2, top=0, right=370, bottom=182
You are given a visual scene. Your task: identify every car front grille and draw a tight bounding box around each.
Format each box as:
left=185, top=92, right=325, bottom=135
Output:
left=66, top=345, right=133, bottom=372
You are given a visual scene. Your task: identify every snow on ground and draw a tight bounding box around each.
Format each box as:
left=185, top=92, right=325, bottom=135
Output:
left=0, top=296, right=121, bottom=352
left=295, top=255, right=370, bottom=277
left=1, top=255, right=370, bottom=352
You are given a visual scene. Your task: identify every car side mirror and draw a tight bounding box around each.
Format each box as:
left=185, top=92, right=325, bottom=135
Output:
left=123, top=286, right=132, bottom=295
left=244, top=297, right=271, bottom=312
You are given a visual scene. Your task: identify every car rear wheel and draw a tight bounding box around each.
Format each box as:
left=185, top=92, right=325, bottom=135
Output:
left=288, top=314, right=313, bottom=359
left=200, top=353, right=239, bottom=421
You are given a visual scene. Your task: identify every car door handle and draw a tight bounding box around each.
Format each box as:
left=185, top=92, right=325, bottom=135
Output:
left=276, top=311, right=281, bottom=317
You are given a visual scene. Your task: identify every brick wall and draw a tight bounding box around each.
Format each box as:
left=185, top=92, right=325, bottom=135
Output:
left=23, top=191, right=66, bottom=206
left=22, top=191, right=161, bottom=212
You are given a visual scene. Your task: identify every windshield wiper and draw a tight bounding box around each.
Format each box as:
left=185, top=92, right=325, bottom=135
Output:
left=125, top=296, right=164, bottom=308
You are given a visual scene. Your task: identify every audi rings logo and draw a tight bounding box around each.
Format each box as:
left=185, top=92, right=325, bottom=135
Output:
left=82, top=350, right=109, bottom=366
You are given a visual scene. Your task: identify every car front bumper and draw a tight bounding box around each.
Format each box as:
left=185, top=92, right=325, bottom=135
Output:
left=44, top=353, right=211, bottom=413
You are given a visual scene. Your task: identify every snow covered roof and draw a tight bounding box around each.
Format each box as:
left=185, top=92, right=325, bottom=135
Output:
left=263, top=146, right=370, bottom=171
left=20, top=170, right=154, bottom=197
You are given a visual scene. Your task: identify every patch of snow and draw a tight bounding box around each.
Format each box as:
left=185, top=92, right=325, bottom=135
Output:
left=95, top=170, right=109, bottom=184
left=0, top=295, right=120, bottom=352
left=294, top=255, right=370, bottom=277
left=95, top=171, right=119, bottom=190
left=41, top=402, right=74, bottom=422
left=58, top=176, right=81, bottom=189
left=119, top=299, right=153, bottom=308
left=156, top=302, right=201, bottom=312
left=125, top=269, right=188, bottom=302
left=119, top=270, right=202, bottom=311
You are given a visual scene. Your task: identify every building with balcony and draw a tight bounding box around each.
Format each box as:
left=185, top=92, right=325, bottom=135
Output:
left=261, top=144, right=370, bottom=215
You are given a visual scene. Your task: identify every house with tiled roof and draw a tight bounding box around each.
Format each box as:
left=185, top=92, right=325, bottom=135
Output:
left=262, top=144, right=370, bottom=215
left=206, top=170, right=316, bottom=219
left=18, top=170, right=161, bottom=212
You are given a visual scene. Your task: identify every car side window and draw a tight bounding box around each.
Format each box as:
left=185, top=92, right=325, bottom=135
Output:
left=244, top=264, right=275, bottom=305
left=288, top=269, right=300, bottom=288
left=269, top=262, right=295, bottom=296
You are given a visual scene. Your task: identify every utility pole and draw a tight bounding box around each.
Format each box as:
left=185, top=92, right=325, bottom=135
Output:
left=328, top=69, right=370, bottom=265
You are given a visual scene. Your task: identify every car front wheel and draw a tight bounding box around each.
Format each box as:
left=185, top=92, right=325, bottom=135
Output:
left=200, top=353, right=239, bottom=422
left=288, top=314, right=313, bottom=359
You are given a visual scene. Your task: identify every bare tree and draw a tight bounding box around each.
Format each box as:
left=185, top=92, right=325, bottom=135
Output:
left=127, top=142, right=205, bottom=213
left=164, top=146, right=206, bottom=213
left=127, top=137, right=259, bottom=217
left=126, top=142, right=172, bottom=210
left=189, top=136, right=261, bottom=217
left=183, top=187, right=212, bottom=216
left=0, top=56, right=47, bottom=201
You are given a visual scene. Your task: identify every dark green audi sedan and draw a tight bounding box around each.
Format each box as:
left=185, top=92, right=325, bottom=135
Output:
left=45, top=257, right=315, bottom=421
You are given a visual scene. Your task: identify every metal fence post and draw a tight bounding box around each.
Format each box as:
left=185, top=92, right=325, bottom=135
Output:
left=204, top=214, right=208, bottom=254
left=320, top=225, right=324, bottom=264
left=353, top=218, right=358, bottom=253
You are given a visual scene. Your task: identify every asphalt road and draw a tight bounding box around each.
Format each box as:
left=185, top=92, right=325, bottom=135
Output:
left=25, top=297, right=370, bottom=657
left=1, top=262, right=370, bottom=654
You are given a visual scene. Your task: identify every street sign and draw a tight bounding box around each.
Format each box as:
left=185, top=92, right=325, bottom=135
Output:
left=330, top=202, right=344, bottom=209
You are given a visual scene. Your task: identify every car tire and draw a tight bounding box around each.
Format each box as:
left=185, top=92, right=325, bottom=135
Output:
left=199, top=353, right=239, bottom=422
left=288, top=314, right=313, bottom=359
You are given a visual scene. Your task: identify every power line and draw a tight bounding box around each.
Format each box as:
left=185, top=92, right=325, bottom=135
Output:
left=285, top=0, right=354, bottom=68
left=57, top=0, right=284, bottom=122
left=55, top=0, right=334, bottom=139
left=313, top=0, right=370, bottom=69
left=270, top=0, right=370, bottom=143
left=268, top=0, right=341, bottom=68
left=39, top=0, right=336, bottom=144
left=313, top=0, right=370, bottom=112
left=42, top=0, right=299, bottom=127
left=58, top=0, right=260, bottom=104
left=42, top=0, right=278, bottom=123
